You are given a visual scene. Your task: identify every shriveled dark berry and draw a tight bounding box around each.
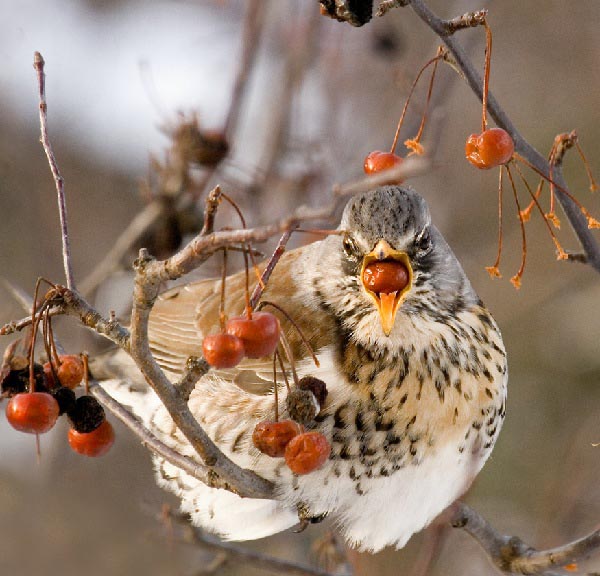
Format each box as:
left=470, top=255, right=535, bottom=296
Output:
left=51, top=387, right=77, bottom=416
left=1, top=363, right=47, bottom=396
left=286, top=388, right=320, bottom=424
left=298, top=376, right=328, bottom=408
left=68, top=395, right=105, bottom=433
left=1, top=369, right=28, bottom=396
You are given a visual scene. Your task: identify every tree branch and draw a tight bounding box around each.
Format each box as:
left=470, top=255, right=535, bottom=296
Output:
left=406, top=0, right=600, bottom=273
left=451, top=502, right=600, bottom=575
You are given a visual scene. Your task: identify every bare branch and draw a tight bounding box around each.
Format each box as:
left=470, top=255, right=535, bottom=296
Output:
left=130, top=250, right=274, bottom=498
left=451, top=502, right=600, bottom=574
left=33, top=52, right=76, bottom=290
left=175, top=356, right=210, bottom=402
left=200, top=185, right=223, bottom=236
left=442, top=10, right=488, bottom=35
left=407, top=0, right=600, bottom=273
left=58, top=287, right=131, bottom=350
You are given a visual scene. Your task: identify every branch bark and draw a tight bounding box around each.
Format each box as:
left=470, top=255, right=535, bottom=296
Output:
left=450, top=502, right=600, bottom=575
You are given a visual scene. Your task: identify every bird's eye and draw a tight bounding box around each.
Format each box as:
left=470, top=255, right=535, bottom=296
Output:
left=342, top=235, right=359, bottom=258
left=415, top=228, right=432, bottom=256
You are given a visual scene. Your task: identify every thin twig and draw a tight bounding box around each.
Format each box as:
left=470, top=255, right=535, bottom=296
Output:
left=201, top=185, right=223, bottom=236
left=33, top=52, right=76, bottom=290
left=442, top=9, right=488, bottom=35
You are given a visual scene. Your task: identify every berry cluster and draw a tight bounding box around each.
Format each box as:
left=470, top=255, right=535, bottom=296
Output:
left=253, top=376, right=331, bottom=476
left=198, top=198, right=332, bottom=475
left=1, top=280, right=114, bottom=457
left=203, top=311, right=281, bottom=368
left=363, top=18, right=599, bottom=288
left=363, top=46, right=448, bottom=182
left=2, top=353, right=114, bottom=457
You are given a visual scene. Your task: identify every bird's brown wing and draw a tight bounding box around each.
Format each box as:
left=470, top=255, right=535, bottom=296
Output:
left=148, top=246, right=336, bottom=394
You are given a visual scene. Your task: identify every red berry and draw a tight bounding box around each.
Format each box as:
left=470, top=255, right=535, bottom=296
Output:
left=202, top=333, right=245, bottom=368
left=225, top=312, right=280, bottom=358
left=5, top=392, right=60, bottom=434
left=68, top=419, right=115, bottom=457
left=57, top=355, right=84, bottom=389
left=362, top=261, right=409, bottom=294
left=284, top=431, right=331, bottom=475
left=465, top=128, right=514, bottom=169
left=363, top=151, right=404, bottom=181
left=252, top=420, right=303, bottom=457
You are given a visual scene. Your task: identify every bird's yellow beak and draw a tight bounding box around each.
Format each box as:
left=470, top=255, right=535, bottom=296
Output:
left=360, top=240, right=413, bottom=336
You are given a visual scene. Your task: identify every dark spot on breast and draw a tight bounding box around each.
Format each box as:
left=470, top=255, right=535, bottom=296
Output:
left=339, top=445, right=352, bottom=460
left=355, top=411, right=365, bottom=432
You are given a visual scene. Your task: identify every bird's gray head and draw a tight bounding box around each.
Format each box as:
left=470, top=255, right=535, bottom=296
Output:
left=302, top=186, right=479, bottom=348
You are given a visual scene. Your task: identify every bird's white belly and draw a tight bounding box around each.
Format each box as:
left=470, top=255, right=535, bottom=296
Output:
left=282, top=437, right=485, bottom=552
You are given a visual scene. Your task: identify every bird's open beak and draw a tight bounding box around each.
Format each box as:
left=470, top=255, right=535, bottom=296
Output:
left=360, top=240, right=413, bottom=336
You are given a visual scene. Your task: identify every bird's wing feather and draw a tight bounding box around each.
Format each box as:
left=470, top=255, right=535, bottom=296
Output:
left=148, top=246, right=332, bottom=392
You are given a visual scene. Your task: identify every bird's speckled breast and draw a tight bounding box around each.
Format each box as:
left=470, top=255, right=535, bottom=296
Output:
left=306, top=304, right=507, bottom=494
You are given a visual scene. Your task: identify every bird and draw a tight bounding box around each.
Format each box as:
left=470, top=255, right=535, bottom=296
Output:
left=101, top=184, right=507, bottom=553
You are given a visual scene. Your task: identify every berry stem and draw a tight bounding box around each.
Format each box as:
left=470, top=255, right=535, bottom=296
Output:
left=574, top=139, right=598, bottom=192
left=258, top=301, right=320, bottom=367
left=82, top=353, right=90, bottom=395
left=272, top=353, right=279, bottom=422
left=505, top=164, right=527, bottom=289
left=219, top=248, right=228, bottom=331
left=277, top=331, right=299, bottom=387
left=390, top=50, right=447, bottom=155
left=275, top=350, right=291, bottom=393
left=219, top=192, right=257, bottom=318
left=513, top=162, right=568, bottom=260
left=486, top=167, right=504, bottom=278
left=33, top=52, right=76, bottom=290
left=405, top=46, right=443, bottom=154
left=28, top=278, right=46, bottom=392
left=513, top=152, right=600, bottom=228
left=481, top=21, right=492, bottom=132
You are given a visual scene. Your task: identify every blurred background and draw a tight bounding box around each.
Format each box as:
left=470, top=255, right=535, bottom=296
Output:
left=1, top=1, right=599, bottom=575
